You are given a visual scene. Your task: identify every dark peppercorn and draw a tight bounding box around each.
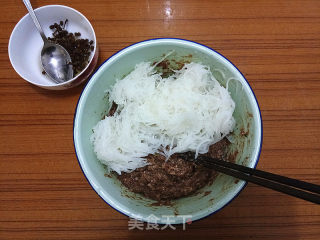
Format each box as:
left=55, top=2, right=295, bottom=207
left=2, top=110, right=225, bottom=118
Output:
left=47, top=19, right=94, bottom=77
left=42, top=70, right=46, bottom=75
left=64, top=19, right=68, bottom=28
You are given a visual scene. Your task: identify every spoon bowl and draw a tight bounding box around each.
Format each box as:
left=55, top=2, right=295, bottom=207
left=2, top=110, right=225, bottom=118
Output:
left=41, top=42, right=73, bottom=83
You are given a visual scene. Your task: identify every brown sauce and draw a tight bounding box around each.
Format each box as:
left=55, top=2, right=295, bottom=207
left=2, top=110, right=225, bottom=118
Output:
left=117, top=138, right=229, bottom=201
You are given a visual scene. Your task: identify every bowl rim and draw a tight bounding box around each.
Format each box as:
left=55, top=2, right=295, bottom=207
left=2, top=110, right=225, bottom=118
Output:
left=8, top=4, right=97, bottom=87
left=73, top=38, right=263, bottom=224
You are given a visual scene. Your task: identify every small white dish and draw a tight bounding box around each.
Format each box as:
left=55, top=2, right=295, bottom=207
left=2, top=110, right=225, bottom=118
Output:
left=8, top=5, right=98, bottom=90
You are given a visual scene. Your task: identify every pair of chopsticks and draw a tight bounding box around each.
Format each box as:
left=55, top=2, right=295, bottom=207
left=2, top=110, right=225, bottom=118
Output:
left=196, top=156, right=320, bottom=204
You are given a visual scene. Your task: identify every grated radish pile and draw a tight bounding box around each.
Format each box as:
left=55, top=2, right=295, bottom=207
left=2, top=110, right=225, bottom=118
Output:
left=91, top=62, right=235, bottom=174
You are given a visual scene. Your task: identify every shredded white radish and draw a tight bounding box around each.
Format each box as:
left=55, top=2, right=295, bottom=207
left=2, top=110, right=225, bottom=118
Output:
left=91, top=62, right=235, bottom=174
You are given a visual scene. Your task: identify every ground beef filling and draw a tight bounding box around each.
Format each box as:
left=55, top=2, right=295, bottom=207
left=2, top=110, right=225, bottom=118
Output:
left=117, top=138, right=229, bottom=201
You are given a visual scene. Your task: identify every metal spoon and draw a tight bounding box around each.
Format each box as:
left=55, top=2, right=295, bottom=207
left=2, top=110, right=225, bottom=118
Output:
left=22, top=0, right=73, bottom=83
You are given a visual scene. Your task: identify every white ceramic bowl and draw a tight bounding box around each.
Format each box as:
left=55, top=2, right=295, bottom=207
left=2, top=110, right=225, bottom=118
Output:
left=74, top=38, right=263, bottom=224
left=8, top=5, right=98, bottom=90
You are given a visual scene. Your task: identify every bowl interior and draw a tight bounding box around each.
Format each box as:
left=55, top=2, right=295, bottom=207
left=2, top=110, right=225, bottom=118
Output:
left=9, top=5, right=96, bottom=88
left=74, top=39, right=262, bottom=224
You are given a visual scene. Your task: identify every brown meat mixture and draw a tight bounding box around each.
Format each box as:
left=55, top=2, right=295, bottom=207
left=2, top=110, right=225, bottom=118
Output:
left=117, top=138, right=229, bottom=201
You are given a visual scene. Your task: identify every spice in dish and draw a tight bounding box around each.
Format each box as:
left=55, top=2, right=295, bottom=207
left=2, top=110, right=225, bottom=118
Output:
left=47, top=19, right=94, bottom=77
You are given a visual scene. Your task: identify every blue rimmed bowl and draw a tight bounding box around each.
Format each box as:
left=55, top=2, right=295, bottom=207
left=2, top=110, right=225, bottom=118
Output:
left=73, top=38, right=262, bottom=224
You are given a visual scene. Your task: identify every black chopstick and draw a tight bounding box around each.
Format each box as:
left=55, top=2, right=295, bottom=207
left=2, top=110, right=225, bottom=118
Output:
left=198, top=157, right=320, bottom=194
left=196, top=156, right=320, bottom=204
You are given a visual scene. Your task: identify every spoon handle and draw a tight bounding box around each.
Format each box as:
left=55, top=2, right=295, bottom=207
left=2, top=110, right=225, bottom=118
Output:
left=22, top=0, right=47, bottom=43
